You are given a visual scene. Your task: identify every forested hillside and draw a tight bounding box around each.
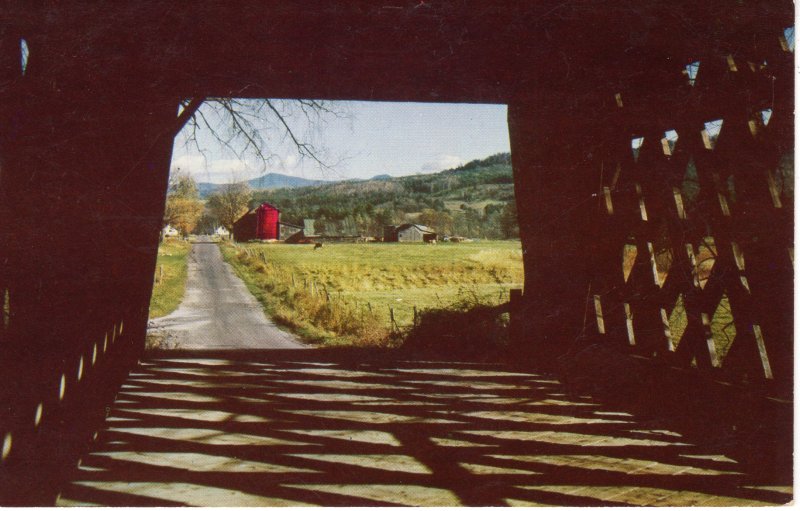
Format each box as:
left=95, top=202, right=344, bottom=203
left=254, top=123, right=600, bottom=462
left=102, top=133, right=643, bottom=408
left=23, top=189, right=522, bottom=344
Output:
left=251, top=153, right=518, bottom=239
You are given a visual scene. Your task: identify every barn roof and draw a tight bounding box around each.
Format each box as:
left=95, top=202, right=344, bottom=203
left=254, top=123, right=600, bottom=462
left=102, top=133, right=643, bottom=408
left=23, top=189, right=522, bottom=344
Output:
left=397, top=223, right=435, bottom=234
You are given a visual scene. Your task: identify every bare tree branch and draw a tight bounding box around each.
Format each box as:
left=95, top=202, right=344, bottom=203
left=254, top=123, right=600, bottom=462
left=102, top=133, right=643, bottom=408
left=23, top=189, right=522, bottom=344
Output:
left=177, top=98, right=347, bottom=178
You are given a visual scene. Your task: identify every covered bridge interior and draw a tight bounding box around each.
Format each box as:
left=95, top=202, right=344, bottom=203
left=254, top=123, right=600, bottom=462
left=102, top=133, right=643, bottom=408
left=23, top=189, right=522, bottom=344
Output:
left=0, top=1, right=793, bottom=505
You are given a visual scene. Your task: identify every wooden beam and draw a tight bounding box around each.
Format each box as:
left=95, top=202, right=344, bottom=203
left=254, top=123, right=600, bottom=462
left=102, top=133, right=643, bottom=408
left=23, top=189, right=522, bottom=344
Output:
left=508, top=92, right=602, bottom=358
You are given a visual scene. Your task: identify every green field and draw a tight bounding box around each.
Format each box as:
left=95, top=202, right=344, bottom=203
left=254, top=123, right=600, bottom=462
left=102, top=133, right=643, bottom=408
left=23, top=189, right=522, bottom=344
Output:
left=221, top=241, right=524, bottom=347
left=148, top=239, right=191, bottom=319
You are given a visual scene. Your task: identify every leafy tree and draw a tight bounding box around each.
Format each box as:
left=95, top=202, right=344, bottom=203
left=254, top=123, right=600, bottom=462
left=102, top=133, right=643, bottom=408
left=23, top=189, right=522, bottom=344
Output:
left=168, top=170, right=200, bottom=198
left=207, top=183, right=252, bottom=235
left=418, top=209, right=454, bottom=235
left=164, top=198, right=204, bottom=236
left=163, top=171, right=203, bottom=236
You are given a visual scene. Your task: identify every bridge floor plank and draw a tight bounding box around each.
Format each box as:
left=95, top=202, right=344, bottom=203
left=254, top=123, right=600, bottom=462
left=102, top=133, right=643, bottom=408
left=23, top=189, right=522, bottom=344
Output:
left=56, top=350, right=792, bottom=507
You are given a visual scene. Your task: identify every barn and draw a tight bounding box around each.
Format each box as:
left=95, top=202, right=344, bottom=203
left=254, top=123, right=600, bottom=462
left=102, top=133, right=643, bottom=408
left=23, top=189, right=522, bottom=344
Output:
left=232, top=202, right=281, bottom=241
left=395, top=224, right=437, bottom=242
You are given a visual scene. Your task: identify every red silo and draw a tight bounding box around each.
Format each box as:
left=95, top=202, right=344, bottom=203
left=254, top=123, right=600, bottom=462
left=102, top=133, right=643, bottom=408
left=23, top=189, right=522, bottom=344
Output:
left=256, top=202, right=280, bottom=240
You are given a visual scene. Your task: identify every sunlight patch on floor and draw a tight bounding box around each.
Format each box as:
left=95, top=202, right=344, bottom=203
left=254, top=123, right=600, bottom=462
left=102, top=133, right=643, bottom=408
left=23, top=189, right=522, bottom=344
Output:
left=390, top=368, right=538, bottom=378
left=107, top=427, right=314, bottom=446
left=410, top=392, right=507, bottom=400
left=274, top=393, right=393, bottom=403
left=504, top=497, right=552, bottom=506
left=280, top=429, right=402, bottom=446
left=147, top=358, right=239, bottom=366
left=460, top=462, right=542, bottom=475
left=126, top=378, right=271, bottom=390
left=61, top=481, right=312, bottom=507
left=91, top=451, right=320, bottom=473
left=463, top=397, right=535, bottom=405
left=269, top=368, right=387, bottom=378
left=287, top=454, right=432, bottom=474
left=463, top=430, right=688, bottom=447
left=404, top=379, right=530, bottom=390
left=462, top=410, right=631, bottom=425
left=114, top=408, right=271, bottom=423
left=516, top=485, right=769, bottom=506
left=272, top=379, right=413, bottom=390
left=117, top=391, right=223, bottom=403
left=489, top=454, right=743, bottom=476
left=283, top=409, right=465, bottom=424
left=280, top=484, right=461, bottom=506
left=429, top=436, right=498, bottom=448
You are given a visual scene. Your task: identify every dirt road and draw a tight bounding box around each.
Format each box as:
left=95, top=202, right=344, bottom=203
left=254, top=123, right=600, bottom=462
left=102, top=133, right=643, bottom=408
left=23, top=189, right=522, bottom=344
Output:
left=148, top=241, right=306, bottom=350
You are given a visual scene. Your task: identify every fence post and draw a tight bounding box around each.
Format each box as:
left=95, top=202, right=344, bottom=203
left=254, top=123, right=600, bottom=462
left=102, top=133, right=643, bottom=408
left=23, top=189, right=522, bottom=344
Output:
left=389, top=307, right=398, bottom=334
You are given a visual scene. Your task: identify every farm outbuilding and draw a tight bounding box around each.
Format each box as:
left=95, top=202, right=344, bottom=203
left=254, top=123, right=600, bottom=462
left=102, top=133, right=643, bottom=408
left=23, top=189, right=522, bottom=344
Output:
left=395, top=224, right=437, bottom=242
left=278, top=222, right=303, bottom=241
left=232, top=202, right=281, bottom=242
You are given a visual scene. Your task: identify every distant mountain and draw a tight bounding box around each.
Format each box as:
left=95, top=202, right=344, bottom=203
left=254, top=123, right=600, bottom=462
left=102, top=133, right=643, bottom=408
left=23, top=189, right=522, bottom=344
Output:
left=371, top=174, right=393, bottom=181
left=198, top=172, right=331, bottom=197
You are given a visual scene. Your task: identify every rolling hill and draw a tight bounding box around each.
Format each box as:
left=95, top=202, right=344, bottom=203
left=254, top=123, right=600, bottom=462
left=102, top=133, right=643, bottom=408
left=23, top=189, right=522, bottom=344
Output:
left=249, top=153, right=518, bottom=239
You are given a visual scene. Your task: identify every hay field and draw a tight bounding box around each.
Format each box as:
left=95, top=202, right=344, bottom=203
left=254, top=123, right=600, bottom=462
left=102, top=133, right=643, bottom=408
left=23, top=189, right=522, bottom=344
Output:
left=221, top=241, right=524, bottom=346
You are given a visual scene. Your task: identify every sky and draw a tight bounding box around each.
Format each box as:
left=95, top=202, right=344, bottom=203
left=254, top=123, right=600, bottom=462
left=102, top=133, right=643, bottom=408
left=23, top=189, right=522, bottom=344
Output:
left=170, top=101, right=510, bottom=184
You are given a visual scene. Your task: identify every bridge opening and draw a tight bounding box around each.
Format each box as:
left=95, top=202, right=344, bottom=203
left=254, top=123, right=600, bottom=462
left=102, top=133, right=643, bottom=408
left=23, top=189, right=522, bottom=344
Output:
left=0, top=3, right=792, bottom=504
left=147, top=99, right=522, bottom=354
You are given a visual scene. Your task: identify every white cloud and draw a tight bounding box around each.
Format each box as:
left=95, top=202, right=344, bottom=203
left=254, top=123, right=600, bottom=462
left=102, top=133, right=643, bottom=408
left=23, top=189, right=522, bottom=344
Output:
left=171, top=156, right=262, bottom=184
left=420, top=154, right=464, bottom=173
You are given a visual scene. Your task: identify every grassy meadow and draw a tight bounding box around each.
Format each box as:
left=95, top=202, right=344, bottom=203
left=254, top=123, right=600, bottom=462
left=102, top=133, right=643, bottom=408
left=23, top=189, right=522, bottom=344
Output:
left=148, top=239, right=191, bottom=319
left=221, top=241, right=524, bottom=347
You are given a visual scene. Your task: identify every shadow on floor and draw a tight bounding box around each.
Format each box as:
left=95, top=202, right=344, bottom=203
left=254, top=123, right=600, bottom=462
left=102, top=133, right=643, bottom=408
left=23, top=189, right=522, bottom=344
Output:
left=56, top=349, right=792, bottom=506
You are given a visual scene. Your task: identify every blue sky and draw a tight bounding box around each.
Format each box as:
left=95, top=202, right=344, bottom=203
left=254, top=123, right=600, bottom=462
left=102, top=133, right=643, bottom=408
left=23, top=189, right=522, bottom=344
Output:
left=170, top=101, right=510, bottom=183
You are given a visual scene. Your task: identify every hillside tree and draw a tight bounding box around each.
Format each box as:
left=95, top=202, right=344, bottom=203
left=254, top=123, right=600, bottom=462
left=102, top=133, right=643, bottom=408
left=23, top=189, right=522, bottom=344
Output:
left=207, top=182, right=253, bottom=235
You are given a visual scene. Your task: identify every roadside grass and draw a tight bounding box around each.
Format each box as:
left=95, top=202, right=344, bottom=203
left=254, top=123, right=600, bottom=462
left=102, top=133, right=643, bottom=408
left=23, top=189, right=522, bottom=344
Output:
left=220, top=241, right=524, bottom=347
left=148, top=239, right=191, bottom=319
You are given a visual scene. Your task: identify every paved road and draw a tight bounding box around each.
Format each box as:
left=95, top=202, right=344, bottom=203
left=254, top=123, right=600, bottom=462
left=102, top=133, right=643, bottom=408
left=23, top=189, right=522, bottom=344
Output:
left=148, top=242, right=306, bottom=350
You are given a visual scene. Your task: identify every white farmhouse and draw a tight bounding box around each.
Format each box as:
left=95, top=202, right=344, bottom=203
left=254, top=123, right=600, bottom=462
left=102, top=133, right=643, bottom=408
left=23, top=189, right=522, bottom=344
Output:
left=162, top=224, right=179, bottom=238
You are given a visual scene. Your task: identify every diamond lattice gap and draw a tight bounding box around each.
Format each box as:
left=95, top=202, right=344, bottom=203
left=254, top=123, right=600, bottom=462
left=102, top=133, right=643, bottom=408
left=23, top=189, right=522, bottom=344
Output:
left=622, top=243, right=637, bottom=283
left=782, top=26, right=795, bottom=53
left=685, top=61, right=700, bottom=86
left=711, top=294, right=736, bottom=363
left=651, top=244, right=673, bottom=288
left=761, top=109, right=773, bottom=127
left=668, top=294, right=688, bottom=351
left=696, top=237, right=717, bottom=289
left=702, top=120, right=723, bottom=150
left=662, top=130, right=679, bottom=156
left=631, top=137, right=644, bottom=162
